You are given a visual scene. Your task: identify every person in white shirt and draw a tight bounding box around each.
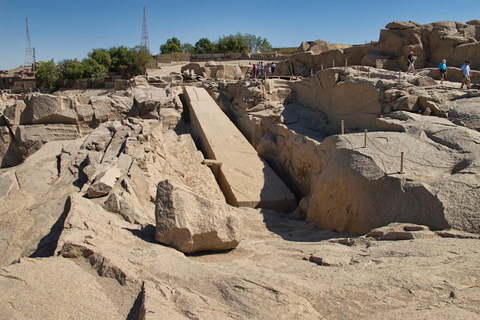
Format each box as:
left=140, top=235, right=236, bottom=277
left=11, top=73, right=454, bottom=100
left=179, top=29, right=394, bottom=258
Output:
left=460, top=60, right=471, bottom=89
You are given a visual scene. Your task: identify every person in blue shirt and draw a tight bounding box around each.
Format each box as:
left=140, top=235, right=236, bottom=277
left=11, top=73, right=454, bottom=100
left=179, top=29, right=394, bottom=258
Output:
left=438, top=59, right=447, bottom=84
left=460, top=60, right=471, bottom=89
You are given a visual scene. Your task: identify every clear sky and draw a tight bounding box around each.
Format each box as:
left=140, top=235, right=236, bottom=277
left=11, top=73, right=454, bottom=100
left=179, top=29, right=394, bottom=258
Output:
left=0, top=0, right=479, bottom=70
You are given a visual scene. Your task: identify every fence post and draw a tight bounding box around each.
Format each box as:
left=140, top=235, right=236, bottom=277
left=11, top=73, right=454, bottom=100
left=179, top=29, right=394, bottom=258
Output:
left=368, top=67, right=371, bottom=78
left=364, top=129, right=367, bottom=148
left=400, top=152, right=405, bottom=174
left=333, top=60, right=335, bottom=68
left=341, top=120, right=344, bottom=135
left=321, top=64, right=324, bottom=70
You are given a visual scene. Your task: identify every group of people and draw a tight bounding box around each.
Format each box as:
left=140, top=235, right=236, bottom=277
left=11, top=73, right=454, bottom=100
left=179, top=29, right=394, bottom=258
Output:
left=252, top=62, right=275, bottom=77
left=407, top=51, right=472, bottom=89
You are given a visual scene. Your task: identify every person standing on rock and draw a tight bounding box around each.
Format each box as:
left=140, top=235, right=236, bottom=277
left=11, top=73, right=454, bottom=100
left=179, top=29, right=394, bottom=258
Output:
left=271, top=62, right=276, bottom=74
left=438, top=59, right=447, bottom=84
left=406, top=52, right=415, bottom=74
left=252, top=64, right=257, bottom=78
left=460, top=60, right=471, bottom=89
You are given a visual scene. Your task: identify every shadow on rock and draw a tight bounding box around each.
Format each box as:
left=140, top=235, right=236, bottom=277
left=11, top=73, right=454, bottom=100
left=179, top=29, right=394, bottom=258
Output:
left=260, top=209, right=356, bottom=242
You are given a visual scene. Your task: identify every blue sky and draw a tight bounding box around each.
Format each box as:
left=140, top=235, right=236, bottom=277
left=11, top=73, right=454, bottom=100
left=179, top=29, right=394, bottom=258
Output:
left=1, top=0, right=479, bottom=70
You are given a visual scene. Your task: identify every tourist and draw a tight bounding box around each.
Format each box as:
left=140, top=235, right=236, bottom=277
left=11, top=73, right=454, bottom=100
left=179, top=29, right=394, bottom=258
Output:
left=438, top=59, right=447, bottom=84
left=406, top=51, right=415, bottom=74
left=271, top=62, right=276, bottom=74
left=268, top=66, right=272, bottom=75
left=252, top=64, right=257, bottom=78
left=260, top=62, right=264, bottom=76
left=460, top=60, right=471, bottom=89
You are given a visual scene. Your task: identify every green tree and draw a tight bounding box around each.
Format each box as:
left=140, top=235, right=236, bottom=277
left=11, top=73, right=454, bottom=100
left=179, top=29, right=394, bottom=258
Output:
left=216, top=33, right=248, bottom=53
left=194, top=37, right=216, bottom=54
left=36, top=60, right=61, bottom=92
left=108, top=46, right=136, bottom=72
left=58, top=59, right=84, bottom=79
left=88, top=48, right=112, bottom=70
left=244, top=34, right=272, bottom=53
left=181, top=42, right=195, bottom=54
left=133, top=46, right=154, bottom=74
left=160, top=37, right=182, bottom=54
left=81, top=58, right=108, bottom=78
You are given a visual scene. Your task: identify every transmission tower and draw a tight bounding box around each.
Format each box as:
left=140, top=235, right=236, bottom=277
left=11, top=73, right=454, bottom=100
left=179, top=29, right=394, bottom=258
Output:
left=140, top=6, right=150, bottom=53
left=25, top=18, right=33, bottom=67
left=32, top=47, right=36, bottom=71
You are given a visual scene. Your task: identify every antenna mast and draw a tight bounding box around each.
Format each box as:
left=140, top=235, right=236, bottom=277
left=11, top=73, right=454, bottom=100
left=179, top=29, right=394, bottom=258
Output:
left=33, top=47, right=36, bottom=71
left=141, top=6, right=150, bottom=53
left=25, top=18, right=33, bottom=67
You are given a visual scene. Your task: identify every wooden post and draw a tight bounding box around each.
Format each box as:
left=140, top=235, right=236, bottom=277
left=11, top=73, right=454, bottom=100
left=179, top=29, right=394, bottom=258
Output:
left=311, top=69, right=313, bottom=76
left=321, top=64, right=324, bottom=70
left=341, top=120, right=344, bottom=135
left=400, top=152, right=405, bottom=174
left=333, top=60, right=335, bottom=68
left=368, top=68, right=371, bottom=78
left=357, top=66, right=360, bottom=76
left=364, top=129, right=368, bottom=148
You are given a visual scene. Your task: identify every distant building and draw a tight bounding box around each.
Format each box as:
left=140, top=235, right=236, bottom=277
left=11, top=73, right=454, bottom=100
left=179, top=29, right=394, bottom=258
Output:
left=0, top=65, right=37, bottom=92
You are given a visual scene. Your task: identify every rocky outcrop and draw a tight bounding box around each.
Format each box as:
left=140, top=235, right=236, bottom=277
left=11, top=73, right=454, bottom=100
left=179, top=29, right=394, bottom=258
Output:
left=181, top=62, right=249, bottom=80
left=155, top=179, right=243, bottom=253
left=277, top=20, right=480, bottom=76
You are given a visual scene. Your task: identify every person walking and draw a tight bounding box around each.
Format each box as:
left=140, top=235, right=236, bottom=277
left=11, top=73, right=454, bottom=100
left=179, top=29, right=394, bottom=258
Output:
left=460, top=60, right=471, bottom=89
left=438, top=59, right=447, bottom=84
left=406, top=51, right=415, bottom=74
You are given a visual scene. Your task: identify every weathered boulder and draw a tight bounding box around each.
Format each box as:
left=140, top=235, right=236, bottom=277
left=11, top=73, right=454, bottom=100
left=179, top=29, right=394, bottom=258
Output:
left=87, top=166, right=122, bottom=198
left=14, top=124, right=80, bottom=158
left=304, top=111, right=480, bottom=234
left=155, top=179, right=242, bottom=253
left=21, top=93, right=78, bottom=124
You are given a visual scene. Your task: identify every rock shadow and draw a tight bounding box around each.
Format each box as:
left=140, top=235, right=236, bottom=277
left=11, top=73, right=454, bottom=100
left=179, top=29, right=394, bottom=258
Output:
left=30, top=196, right=71, bottom=258
left=123, top=224, right=156, bottom=244
left=260, top=209, right=356, bottom=242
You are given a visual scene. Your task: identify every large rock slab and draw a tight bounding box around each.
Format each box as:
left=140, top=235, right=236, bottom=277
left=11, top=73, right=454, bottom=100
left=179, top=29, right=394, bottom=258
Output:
left=21, top=93, right=78, bottom=124
left=183, top=86, right=296, bottom=212
left=0, top=257, right=123, bottom=320
left=155, top=179, right=243, bottom=253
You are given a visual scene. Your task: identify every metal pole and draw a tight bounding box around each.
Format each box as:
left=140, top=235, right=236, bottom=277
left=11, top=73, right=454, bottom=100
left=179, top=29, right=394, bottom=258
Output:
left=341, top=120, right=344, bottom=135
left=400, top=152, right=405, bottom=173
left=364, top=129, right=367, bottom=148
